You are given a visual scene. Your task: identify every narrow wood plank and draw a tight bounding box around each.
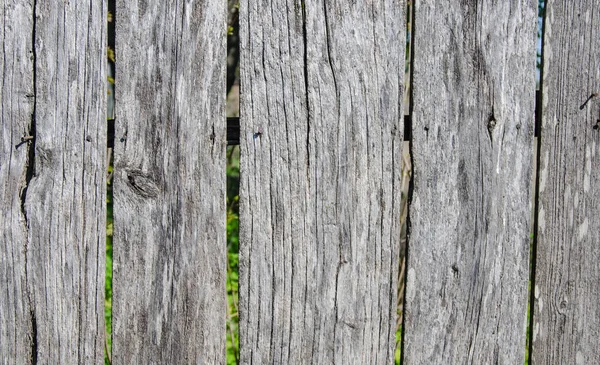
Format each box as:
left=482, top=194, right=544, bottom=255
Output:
left=404, top=1, right=536, bottom=363
left=113, top=0, right=227, bottom=362
left=1, top=0, right=107, bottom=363
left=239, top=0, right=405, bottom=363
left=0, top=1, right=35, bottom=361
left=27, top=1, right=107, bottom=362
left=533, top=2, right=600, bottom=363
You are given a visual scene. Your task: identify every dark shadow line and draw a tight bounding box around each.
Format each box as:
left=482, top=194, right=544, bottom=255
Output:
left=528, top=1, right=547, bottom=363
left=400, top=0, right=415, bottom=363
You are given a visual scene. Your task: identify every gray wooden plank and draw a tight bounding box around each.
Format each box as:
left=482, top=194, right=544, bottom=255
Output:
left=404, top=1, right=536, bottom=363
left=533, top=2, right=600, bottom=363
left=1, top=0, right=107, bottom=363
left=27, top=1, right=107, bottom=362
left=0, top=1, right=36, bottom=362
left=112, top=0, right=227, bottom=363
left=239, top=0, right=405, bottom=363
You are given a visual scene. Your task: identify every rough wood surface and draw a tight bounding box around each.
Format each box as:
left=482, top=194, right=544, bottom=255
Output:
left=2, top=0, right=107, bottom=363
left=113, top=0, right=227, bottom=363
left=239, top=0, right=405, bottom=363
left=1, top=1, right=36, bottom=362
left=533, top=2, right=600, bottom=363
left=404, top=1, right=536, bottom=363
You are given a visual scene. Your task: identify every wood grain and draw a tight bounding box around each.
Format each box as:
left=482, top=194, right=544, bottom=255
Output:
left=404, top=1, right=536, bottom=363
left=113, top=0, right=227, bottom=362
left=1, top=0, right=107, bottom=363
left=1, top=1, right=36, bottom=361
left=533, top=1, right=600, bottom=363
left=239, top=0, right=405, bottom=363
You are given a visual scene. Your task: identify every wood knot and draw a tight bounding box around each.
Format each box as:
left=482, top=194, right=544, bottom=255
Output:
left=126, top=170, right=160, bottom=198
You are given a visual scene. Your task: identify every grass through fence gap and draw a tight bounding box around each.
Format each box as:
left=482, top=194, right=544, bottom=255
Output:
left=105, top=0, right=116, bottom=363
left=105, top=157, right=114, bottom=365
left=225, top=145, right=240, bottom=364
left=525, top=1, right=546, bottom=364
left=226, top=1, right=240, bottom=363
left=396, top=0, right=414, bottom=364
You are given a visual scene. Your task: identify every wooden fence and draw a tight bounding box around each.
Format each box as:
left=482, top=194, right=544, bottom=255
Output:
left=1, top=0, right=599, bottom=364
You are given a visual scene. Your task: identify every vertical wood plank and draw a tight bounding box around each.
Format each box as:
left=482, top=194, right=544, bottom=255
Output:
left=239, top=0, right=405, bottom=363
left=113, top=0, right=227, bottom=362
left=404, top=1, right=536, bottom=363
left=1, top=1, right=35, bottom=361
left=29, top=1, right=107, bottom=362
left=533, top=1, right=600, bottom=363
left=1, top=0, right=107, bottom=363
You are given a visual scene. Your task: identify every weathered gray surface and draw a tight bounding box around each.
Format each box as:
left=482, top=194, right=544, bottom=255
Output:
left=239, top=0, right=405, bottom=363
left=113, top=0, right=227, bottom=363
left=0, top=1, right=35, bottom=362
left=2, top=1, right=107, bottom=363
left=533, top=2, right=600, bottom=363
left=404, top=1, right=536, bottom=363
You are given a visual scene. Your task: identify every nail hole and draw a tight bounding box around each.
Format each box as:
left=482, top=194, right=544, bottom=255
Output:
left=451, top=264, right=459, bottom=278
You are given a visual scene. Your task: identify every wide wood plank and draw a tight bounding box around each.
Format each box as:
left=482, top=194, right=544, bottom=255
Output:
left=404, top=1, right=536, bottom=363
left=533, top=1, right=600, bottom=363
left=1, top=0, right=107, bottom=363
left=113, top=0, right=227, bottom=362
left=239, top=0, right=405, bottom=363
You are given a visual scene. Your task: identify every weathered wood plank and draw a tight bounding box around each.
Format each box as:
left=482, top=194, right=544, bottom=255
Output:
left=0, top=1, right=35, bottom=361
left=113, top=0, right=227, bottom=362
left=1, top=0, right=107, bottom=363
left=404, top=1, right=536, bottom=363
left=239, top=0, right=405, bottom=363
left=27, top=1, right=108, bottom=362
left=533, top=2, right=600, bottom=363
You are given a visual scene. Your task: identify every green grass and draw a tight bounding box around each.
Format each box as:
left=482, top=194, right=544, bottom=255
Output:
left=395, top=326, right=402, bottom=364
left=105, top=164, right=113, bottom=365
left=226, top=146, right=240, bottom=364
